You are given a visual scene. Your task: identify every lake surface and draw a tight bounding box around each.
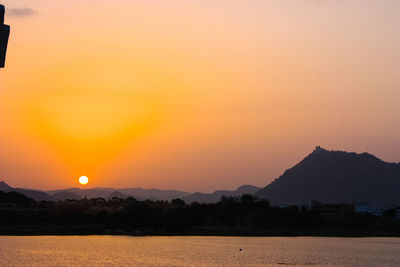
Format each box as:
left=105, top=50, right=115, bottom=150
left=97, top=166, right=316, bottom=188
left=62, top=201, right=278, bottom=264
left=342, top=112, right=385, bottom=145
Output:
left=1, top=236, right=400, bottom=266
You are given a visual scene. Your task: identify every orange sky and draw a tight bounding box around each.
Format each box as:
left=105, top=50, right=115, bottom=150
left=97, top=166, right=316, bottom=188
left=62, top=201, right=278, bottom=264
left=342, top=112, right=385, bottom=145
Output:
left=0, top=0, right=399, bottom=191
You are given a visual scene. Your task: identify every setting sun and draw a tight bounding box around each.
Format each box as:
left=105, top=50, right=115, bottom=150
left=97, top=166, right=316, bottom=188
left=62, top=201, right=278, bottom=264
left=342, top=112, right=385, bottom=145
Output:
left=79, top=176, right=89, bottom=185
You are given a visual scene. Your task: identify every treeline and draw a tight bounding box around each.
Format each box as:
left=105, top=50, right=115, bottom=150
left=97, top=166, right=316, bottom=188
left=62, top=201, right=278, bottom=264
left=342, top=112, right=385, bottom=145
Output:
left=0, top=190, right=399, bottom=236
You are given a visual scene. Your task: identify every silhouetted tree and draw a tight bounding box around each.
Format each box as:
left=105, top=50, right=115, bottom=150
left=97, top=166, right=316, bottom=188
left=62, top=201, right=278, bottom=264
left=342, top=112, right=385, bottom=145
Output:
left=171, top=198, right=185, bottom=206
left=240, top=194, right=255, bottom=204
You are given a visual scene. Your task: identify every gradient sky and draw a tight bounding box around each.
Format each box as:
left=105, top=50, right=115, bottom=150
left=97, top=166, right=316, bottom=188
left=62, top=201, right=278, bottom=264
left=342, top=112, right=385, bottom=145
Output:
left=0, top=0, right=399, bottom=192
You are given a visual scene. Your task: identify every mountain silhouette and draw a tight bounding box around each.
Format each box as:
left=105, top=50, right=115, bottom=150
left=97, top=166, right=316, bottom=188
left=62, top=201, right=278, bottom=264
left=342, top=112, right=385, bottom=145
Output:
left=0, top=181, right=56, bottom=201
left=47, top=187, right=190, bottom=201
left=2, top=180, right=261, bottom=203
left=182, top=185, right=261, bottom=203
left=106, top=191, right=134, bottom=200
left=45, top=186, right=261, bottom=203
left=52, top=190, right=82, bottom=201
left=118, top=188, right=189, bottom=201
left=0, top=181, right=13, bottom=192
left=48, top=188, right=113, bottom=199
left=255, top=146, right=400, bottom=204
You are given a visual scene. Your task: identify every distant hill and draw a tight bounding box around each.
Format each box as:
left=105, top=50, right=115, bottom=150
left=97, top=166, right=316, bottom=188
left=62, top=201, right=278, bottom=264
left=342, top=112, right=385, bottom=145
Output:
left=47, top=187, right=190, bottom=201
left=0, top=181, right=56, bottom=202
left=45, top=185, right=261, bottom=203
left=118, top=188, right=189, bottom=201
left=58, top=188, right=113, bottom=199
left=182, top=185, right=261, bottom=204
left=13, top=189, right=56, bottom=202
left=52, top=190, right=82, bottom=201
left=255, top=146, right=400, bottom=204
left=3, top=181, right=261, bottom=203
left=0, top=190, right=35, bottom=204
left=0, top=181, right=12, bottom=192
left=235, top=185, right=262, bottom=195
left=106, top=191, right=132, bottom=200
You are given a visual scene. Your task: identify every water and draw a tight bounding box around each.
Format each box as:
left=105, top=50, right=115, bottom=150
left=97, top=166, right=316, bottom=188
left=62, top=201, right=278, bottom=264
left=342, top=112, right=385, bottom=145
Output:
left=1, top=236, right=400, bottom=266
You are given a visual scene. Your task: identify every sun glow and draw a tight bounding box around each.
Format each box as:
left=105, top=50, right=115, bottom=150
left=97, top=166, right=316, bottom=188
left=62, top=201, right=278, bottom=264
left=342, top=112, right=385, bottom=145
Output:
left=79, top=176, right=89, bottom=185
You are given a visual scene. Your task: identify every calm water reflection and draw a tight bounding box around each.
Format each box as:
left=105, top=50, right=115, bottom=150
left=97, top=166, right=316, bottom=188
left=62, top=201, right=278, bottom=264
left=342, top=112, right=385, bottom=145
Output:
left=1, top=236, right=400, bottom=266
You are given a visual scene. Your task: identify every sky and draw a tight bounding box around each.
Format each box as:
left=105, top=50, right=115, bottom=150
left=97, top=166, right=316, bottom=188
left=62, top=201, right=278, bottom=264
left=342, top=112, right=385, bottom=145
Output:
left=0, top=0, right=399, bottom=192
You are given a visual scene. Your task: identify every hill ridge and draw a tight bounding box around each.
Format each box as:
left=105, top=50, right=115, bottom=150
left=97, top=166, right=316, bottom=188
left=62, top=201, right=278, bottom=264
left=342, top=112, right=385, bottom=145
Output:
left=255, top=147, right=400, bottom=204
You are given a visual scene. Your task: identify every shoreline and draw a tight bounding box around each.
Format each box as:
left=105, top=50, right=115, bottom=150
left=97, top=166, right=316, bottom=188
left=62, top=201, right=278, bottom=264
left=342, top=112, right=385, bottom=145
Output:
left=1, top=226, right=400, bottom=238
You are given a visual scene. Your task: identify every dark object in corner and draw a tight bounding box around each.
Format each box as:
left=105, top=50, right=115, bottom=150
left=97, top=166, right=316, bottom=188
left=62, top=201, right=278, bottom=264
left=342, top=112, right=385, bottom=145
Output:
left=0, top=4, right=10, bottom=68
